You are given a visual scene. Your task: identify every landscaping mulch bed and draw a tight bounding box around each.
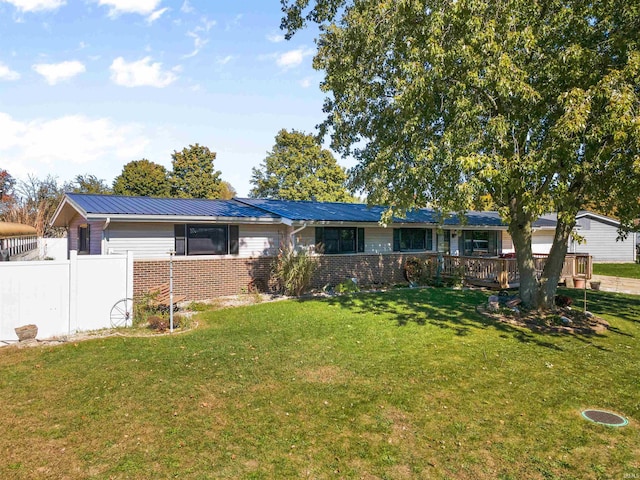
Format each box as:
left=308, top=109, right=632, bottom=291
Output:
left=477, top=303, right=609, bottom=334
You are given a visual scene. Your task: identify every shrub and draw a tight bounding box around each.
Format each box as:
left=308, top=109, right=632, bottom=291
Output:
left=555, top=295, right=573, bottom=307
left=148, top=314, right=185, bottom=332
left=271, top=247, right=317, bottom=296
left=403, top=257, right=423, bottom=284
left=335, top=278, right=360, bottom=294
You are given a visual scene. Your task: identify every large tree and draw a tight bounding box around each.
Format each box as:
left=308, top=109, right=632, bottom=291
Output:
left=170, top=144, right=222, bottom=199
left=113, top=159, right=172, bottom=197
left=282, top=0, right=640, bottom=309
left=64, top=174, right=112, bottom=194
left=250, top=128, right=354, bottom=201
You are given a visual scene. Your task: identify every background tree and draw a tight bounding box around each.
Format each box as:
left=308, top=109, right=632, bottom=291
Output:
left=282, top=0, right=640, bottom=308
left=1, top=175, right=64, bottom=237
left=249, top=128, right=354, bottom=202
left=113, top=159, right=172, bottom=197
left=170, top=144, right=222, bottom=199
left=0, top=169, right=16, bottom=213
left=64, top=174, right=112, bottom=194
left=218, top=180, right=237, bottom=200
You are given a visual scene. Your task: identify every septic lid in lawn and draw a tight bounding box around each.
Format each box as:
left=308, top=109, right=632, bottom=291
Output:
left=581, top=409, right=628, bottom=427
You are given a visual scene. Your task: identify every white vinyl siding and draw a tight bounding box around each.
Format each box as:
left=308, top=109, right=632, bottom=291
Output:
left=105, top=223, right=174, bottom=258
left=366, top=227, right=394, bottom=253
left=572, top=217, right=636, bottom=262
left=104, top=222, right=286, bottom=259
left=500, top=230, right=554, bottom=255
left=238, top=224, right=284, bottom=257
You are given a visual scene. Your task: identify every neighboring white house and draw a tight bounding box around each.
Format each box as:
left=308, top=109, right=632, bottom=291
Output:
left=569, top=211, right=637, bottom=263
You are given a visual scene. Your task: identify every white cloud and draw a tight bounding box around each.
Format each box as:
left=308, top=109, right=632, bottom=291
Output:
left=183, top=17, right=216, bottom=58
left=180, top=0, right=192, bottom=13
left=32, top=60, right=86, bottom=85
left=183, top=30, right=208, bottom=58
left=276, top=47, right=314, bottom=70
left=0, top=62, right=20, bottom=81
left=0, top=111, right=150, bottom=180
left=110, top=56, right=178, bottom=88
left=97, top=0, right=167, bottom=22
left=1, top=0, right=65, bottom=13
left=146, top=6, right=168, bottom=23
left=299, top=77, right=313, bottom=88
left=266, top=33, right=284, bottom=43
left=217, top=55, right=233, bottom=66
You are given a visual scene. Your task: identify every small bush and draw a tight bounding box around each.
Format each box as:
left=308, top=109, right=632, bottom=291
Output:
left=403, top=257, right=423, bottom=284
left=147, top=314, right=185, bottom=332
left=335, top=278, right=360, bottom=294
left=555, top=295, right=573, bottom=307
left=271, top=247, right=317, bottom=296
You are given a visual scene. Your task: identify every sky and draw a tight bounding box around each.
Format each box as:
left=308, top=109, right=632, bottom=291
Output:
left=0, top=0, right=344, bottom=196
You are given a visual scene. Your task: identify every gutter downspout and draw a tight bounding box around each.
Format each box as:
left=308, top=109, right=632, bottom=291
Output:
left=290, top=223, right=307, bottom=249
left=102, top=217, right=111, bottom=255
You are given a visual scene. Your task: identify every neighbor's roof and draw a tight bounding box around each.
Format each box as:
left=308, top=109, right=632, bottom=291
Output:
left=51, top=193, right=557, bottom=229
left=0, top=221, right=37, bottom=238
left=51, top=193, right=280, bottom=227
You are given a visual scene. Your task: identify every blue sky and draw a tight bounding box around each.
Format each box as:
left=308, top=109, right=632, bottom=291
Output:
left=0, top=0, right=342, bottom=196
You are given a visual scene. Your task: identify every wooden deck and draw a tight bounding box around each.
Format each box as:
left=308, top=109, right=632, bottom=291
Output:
left=421, top=253, right=592, bottom=289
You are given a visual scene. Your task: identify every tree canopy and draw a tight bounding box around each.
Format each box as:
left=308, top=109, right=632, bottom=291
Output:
left=282, top=0, right=640, bottom=308
left=113, top=159, right=172, bottom=197
left=250, top=128, right=354, bottom=202
left=170, top=144, right=222, bottom=199
left=0, top=169, right=15, bottom=206
left=64, top=174, right=112, bottom=194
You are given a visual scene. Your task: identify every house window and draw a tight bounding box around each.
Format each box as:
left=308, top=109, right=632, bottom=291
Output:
left=175, top=224, right=239, bottom=256
left=78, top=224, right=90, bottom=254
left=315, top=227, right=365, bottom=254
left=462, top=230, right=498, bottom=256
left=393, top=228, right=433, bottom=251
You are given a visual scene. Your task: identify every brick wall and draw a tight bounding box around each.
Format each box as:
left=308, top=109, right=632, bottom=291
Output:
left=134, top=256, right=273, bottom=301
left=133, top=252, right=431, bottom=301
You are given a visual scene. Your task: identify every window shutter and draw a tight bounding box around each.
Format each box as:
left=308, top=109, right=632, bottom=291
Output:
left=315, top=227, right=324, bottom=248
left=393, top=229, right=400, bottom=251
left=229, top=225, right=239, bottom=254
left=174, top=224, right=186, bottom=255
left=357, top=228, right=365, bottom=252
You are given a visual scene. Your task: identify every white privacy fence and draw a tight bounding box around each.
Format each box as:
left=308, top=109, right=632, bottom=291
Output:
left=0, top=251, right=133, bottom=342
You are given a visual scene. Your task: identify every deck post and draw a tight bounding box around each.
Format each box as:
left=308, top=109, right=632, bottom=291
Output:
left=498, top=259, right=509, bottom=289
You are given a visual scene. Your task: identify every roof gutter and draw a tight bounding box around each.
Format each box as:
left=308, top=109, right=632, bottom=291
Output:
left=290, top=223, right=307, bottom=248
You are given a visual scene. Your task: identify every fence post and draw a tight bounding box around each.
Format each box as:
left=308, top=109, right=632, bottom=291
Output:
left=68, top=250, right=78, bottom=336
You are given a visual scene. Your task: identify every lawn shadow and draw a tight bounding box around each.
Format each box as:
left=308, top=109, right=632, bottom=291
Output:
left=319, top=288, right=572, bottom=350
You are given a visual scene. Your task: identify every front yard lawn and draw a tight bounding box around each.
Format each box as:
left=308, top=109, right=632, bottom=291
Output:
left=594, top=262, right=640, bottom=279
left=1, top=287, right=638, bottom=479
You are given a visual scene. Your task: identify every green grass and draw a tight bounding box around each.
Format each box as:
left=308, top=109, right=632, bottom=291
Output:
left=593, top=262, right=640, bottom=279
left=1, top=287, right=639, bottom=479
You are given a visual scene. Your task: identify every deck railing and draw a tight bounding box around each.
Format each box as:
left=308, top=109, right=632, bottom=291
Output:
left=419, top=253, right=592, bottom=289
left=0, top=235, right=38, bottom=259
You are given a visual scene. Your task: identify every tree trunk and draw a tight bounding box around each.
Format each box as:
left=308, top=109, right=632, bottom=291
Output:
left=508, top=208, right=538, bottom=307
left=509, top=206, right=576, bottom=310
left=537, top=215, right=576, bottom=309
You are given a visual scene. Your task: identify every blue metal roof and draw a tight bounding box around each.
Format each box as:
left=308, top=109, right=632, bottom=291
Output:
left=61, top=193, right=557, bottom=228
left=65, top=193, right=278, bottom=218
left=237, top=198, right=524, bottom=227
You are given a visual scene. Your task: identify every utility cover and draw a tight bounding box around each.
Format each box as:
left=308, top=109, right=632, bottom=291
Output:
left=581, top=409, right=628, bottom=427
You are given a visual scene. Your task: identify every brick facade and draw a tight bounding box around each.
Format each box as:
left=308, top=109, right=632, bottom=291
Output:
left=134, top=256, right=274, bottom=301
left=133, top=252, right=431, bottom=301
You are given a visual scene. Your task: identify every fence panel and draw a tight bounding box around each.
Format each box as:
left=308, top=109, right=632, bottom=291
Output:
left=0, top=261, right=70, bottom=341
left=0, top=251, right=133, bottom=343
